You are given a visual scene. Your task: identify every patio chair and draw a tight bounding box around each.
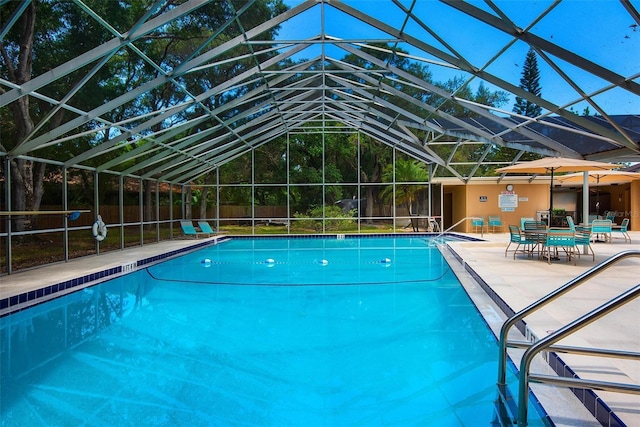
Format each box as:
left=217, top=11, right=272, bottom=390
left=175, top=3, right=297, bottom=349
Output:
left=604, top=211, right=617, bottom=222
left=506, top=225, right=537, bottom=259
left=574, top=225, right=595, bottom=261
left=591, top=219, right=613, bottom=243
left=564, top=216, right=594, bottom=261
left=588, top=214, right=601, bottom=224
left=520, top=217, right=535, bottom=230
left=543, top=228, right=577, bottom=265
left=612, top=218, right=631, bottom=243
left=180, top=220, right=205, bottom=238
left=197, top=221, right=216, bottom=236
left=522, top=221, right=547, bottom=258
left=471, top=217, right=485, bottom=233
left=427, top=217, right=441, bottom=232
left=488, top=215, right=503, bottom=232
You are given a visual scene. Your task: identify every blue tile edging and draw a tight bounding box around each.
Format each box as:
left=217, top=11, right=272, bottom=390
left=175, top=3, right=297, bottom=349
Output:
left=446, top=244, right=625, bottom=427
left=1, top=237, right=230, bottom=316
left=1, top=233, right=474, bottom=314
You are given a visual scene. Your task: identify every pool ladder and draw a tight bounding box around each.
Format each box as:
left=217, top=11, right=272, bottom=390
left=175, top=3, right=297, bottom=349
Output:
left=496, top=250, right=640, bottom=426
left=429, top=216, right=483, bottom=246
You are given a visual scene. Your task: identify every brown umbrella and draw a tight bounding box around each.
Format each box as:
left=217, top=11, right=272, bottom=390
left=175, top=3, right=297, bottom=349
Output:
left=556, top=170, right=640, bottom=185
left=495, top=157, right=617, bottom=218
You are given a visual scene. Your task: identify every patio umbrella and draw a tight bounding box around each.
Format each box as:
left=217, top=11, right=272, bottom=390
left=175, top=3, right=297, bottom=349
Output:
left=557, top=170, right=640, bottom=216
left=495, top=157, right=617, bottom=220
left=556, top=170, right=640, bottom=185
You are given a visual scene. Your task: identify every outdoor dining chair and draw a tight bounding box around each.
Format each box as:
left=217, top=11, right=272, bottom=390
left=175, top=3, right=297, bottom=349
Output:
left=543, top=228, right=577, bottom=265
left=612, top=218, right=631, bottom=243
left=591, top=219, right=613, bottom=243
left=574, top=225, right=595, bottom=261
left=520, top=217, right=535, bottom=230
left=472, top=217, right=485, bottom=233
left=506, top=225, right=537, bottom=259
left=489, top=215, right=503, bottom=232
left=522, top=221, right=547, bottom=258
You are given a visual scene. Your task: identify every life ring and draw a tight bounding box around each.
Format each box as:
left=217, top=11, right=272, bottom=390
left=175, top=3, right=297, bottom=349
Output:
left=92, top=215, right=108, bottom=241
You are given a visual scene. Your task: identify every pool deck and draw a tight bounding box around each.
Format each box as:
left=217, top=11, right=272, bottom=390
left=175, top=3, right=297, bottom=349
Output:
left=447, top=230, right=640, bottom=427
left=1, top=231, right=638, bottom=426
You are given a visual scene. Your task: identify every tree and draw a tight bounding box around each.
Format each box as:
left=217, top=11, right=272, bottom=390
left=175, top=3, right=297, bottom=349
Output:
left=513, top=48, right=542, bottom=117
left=0, top=0, right=287, bottom=231
left=380, top=159, right=429, bottom=215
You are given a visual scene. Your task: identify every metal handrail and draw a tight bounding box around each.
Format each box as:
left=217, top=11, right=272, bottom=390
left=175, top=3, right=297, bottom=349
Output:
left=496, top=250, right=640, bottom=426
left=430, top=216, right=483, bottom=245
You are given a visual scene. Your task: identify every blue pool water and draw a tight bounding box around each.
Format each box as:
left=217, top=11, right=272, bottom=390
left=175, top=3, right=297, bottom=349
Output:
left=0, top=236, right=546, bottom=426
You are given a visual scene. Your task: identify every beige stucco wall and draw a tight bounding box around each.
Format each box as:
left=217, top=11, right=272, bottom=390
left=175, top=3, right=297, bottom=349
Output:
left=444, top=180, right=638, bottom=233
left=631, top=181, right=640, bottom=231
left=446, top=182, right=550, bottom=233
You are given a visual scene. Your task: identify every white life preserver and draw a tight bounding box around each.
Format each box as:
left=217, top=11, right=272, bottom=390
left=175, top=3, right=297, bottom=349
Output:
left=92, top=215, right=108, bottom=241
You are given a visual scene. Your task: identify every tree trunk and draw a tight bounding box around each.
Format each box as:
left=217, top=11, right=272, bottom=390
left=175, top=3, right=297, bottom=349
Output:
left=4, top=3, right=36, bottom=232
left=184, top=187, right=192, bottom=219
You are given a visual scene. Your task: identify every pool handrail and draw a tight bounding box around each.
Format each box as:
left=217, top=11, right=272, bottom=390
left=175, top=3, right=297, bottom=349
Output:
left=430, top=216, right=484, bottom=246
left=496, top=249, right=640, bottom=426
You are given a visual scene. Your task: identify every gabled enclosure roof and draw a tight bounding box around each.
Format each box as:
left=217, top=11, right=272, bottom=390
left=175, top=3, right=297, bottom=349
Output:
left=1, top=0, right=639, bottom=184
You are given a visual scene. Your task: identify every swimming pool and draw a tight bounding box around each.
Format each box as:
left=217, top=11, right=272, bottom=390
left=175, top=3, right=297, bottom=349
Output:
left=0, top=236, right=548, bottom=426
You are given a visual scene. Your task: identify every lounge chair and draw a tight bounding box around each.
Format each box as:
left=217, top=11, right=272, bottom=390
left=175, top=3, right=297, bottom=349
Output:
left=612, top=218, right=631, bottom=243
left=488, top=215, right=502, bottom=233
left=180, top=220, right=205, bottom=238
left=197, top=221, right=216, bottom=236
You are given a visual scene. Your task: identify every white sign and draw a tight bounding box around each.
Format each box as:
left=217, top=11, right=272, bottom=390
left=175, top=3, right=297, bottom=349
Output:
left=499, top=193, right=518, bottom=208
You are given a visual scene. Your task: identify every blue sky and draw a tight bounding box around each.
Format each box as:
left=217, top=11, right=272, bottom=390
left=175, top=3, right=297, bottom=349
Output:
left=276, top=0, right=640, bottom=116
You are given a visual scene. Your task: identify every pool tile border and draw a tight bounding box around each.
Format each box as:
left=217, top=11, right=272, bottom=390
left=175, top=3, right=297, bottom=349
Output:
left=1, top=233, right=470, bottom=316
left=447, top=244, right=625, bottom=427
left=0, top=237, right=231, bottom=316
left=1, top=233, right=626, bottom=425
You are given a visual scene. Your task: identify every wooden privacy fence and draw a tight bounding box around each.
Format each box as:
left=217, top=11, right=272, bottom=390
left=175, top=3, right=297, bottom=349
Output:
left=2, top=204, right=403, bottom=232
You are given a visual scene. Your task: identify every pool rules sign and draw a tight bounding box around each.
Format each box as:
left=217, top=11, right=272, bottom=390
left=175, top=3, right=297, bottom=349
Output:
left=499, top=191, right=518, bottom=212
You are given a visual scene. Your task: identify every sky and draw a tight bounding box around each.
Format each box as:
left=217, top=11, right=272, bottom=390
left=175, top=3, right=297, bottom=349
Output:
left=275, top=0, right=640, bottom=116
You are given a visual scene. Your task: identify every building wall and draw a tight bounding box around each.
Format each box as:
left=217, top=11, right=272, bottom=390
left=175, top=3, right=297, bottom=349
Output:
left=445, top=186, right=467, bottom=231
left=447, top=182, right=552, bottom=233
left=446, top=180, right=638, bottom=233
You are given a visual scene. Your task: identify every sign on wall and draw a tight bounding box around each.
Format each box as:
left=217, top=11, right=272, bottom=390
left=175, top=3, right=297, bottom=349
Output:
left=499, top=192, right=518, bottom=209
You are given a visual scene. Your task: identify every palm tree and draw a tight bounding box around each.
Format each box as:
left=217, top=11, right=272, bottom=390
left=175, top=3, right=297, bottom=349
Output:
left=381, top=159, right=429, bottom=214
